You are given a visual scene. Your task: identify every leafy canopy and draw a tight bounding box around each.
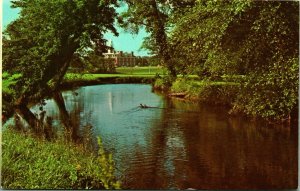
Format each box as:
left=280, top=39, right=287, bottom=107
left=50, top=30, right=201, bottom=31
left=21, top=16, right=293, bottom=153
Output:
left=3, top=0, right=119, bottom=104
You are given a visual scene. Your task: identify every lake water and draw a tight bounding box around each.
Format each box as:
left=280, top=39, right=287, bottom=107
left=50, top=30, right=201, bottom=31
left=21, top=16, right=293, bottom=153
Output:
left=31, top=84, right=298, bottom=189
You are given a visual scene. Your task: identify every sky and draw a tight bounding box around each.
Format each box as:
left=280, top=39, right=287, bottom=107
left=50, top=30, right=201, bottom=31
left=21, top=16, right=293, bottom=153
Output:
left=2, top=0, right=150, bottom=56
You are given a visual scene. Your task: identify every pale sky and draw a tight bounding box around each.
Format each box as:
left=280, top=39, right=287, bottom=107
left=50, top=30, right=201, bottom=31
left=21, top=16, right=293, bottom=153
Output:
left=2, top=0, right=150, bottom=56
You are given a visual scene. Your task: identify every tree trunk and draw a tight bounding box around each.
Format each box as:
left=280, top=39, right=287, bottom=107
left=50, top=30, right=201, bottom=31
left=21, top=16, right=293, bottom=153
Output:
left=53, top=91, right=79, bottom=141
left=15, top=104, right=41, bottom=133
left=163, top=55, right=177, bottom=79
left=51, top=40, right=80, bottom=90
left=53, top=92, right=72, bottom=129
left=150, top=0, right=177, bottom=79
left=12, top=39, right=79, bottom=130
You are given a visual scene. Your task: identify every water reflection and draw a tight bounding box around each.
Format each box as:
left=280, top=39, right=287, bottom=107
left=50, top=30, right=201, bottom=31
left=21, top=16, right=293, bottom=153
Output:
left=30, top=84, right=297, bottom=189
left=170, top=101, right=297, bottom=189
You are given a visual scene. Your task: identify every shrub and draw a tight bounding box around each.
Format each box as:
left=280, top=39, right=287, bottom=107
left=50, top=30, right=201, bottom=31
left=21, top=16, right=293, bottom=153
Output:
left=196, top=83, right=239, bottom=105
left=232, top=58, right=299, bottom=120
left=2, top=129, right=121, bottom=189
left=221, top=74, right=246, bottom=83
left=170, top=78, right=239, bottom=105
left=171, top=78, right=190, bottom=93
left=153, top=76, right=173, bottom=91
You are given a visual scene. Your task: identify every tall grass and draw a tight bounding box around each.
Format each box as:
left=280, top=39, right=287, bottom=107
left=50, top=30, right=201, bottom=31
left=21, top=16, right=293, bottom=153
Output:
left=2, top=129, right=121, bottom=189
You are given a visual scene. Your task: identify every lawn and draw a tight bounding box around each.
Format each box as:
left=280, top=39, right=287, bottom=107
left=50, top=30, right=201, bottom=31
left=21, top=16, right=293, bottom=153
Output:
left=116, top=66, right=167, bottom=75
left=63, top=66, right=244, bottom=84
left=64, top=66, right=166, bottom=81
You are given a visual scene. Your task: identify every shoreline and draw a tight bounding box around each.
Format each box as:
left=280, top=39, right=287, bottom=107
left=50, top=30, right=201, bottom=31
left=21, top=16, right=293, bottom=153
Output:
left=152, top=78, right=298, bottom=124
left=60, top=76, right=154, bottom=90
left=3, top=75, right=297, bottom=125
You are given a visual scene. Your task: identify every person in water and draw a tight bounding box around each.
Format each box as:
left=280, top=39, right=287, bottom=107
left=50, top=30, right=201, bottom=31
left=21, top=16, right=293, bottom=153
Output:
left=140, top=104, right=148, bottom=108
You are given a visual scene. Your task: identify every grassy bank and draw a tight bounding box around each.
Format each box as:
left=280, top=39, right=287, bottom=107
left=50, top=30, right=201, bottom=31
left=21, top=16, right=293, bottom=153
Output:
left=64, top=66, right=166, bottom=81
left=153, top=77, right=298, bottom=122
left=2, top=129, right=121, bottom=189
left=62, top=66, right=166, bottom=88
left=154, top=78, right=240, bottom=106
left=116, top=66, right=166, bottom=75
left=62, top=74, right=155, bottom=89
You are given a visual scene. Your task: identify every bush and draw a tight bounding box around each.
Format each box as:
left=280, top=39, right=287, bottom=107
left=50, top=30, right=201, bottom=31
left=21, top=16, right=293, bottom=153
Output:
left=196, top=83, right=239, bottom=105
left=153, top=76, right=173, bottom=91
left=170, top=78, right=239, bottom=105
left=221, top=74, right=246, bottom=83
left=232, top=58, right=299, bottom=120
left=171, top=78, right=190, bottom=93
left=2, top=129, right=121, bottom=189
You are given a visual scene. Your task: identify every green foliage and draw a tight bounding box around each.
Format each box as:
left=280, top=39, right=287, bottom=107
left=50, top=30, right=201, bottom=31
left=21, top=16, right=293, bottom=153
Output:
left=169, top=1, right=298, bottom=76
left=2, top=129, right=121, bottom=189
left=153, top=78, right=164, bottom=90
left=3, top=0, right=118, bottom=106
left=165, top=0, right=299, bottom=120
left=169, top=0, right=252, bottom=77
left=2, top=72, right=23, bottom=117
left=171, top=79, right=190, bottom=93
left=84, top=53, right=116, bottom=74
left=2, top=72, right=22, bottom=96
left=170, top=78, right=239, bottom=105
left=221, top=74, right=246, bottom=83
left=153, top=75, right=174, bottom=91
left=232, top=58, right=299, bottom=120
left=95, top=137, right=121, bottom=189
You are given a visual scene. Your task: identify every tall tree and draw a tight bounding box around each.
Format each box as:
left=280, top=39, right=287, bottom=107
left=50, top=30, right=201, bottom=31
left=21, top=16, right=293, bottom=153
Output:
left=119, top=0, right=177, bottom=77
left=3, top=0, right=118, bottom=130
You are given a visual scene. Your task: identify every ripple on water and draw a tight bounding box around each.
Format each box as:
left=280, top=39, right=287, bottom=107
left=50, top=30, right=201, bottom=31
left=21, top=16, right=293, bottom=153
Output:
left=28, top=84, right=298, bottom=189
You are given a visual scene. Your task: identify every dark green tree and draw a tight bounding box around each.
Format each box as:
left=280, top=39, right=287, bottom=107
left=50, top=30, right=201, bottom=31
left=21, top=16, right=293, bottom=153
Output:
left=3, top=0, right=118, bottom=130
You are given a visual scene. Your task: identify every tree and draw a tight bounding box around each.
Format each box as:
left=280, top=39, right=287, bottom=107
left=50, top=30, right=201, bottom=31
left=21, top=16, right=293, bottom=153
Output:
left=119, top=0, right=177, bottom=77
left=3, top=0, right=118, bottom=130
left=228, top=1, right=299, bottom=120
left=168, top=0, right=252, bottom=77
left=168, top=0, right=299, bottom=120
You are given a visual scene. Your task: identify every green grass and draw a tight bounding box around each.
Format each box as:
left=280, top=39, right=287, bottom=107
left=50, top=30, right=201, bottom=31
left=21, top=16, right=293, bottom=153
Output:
left=2, top=129, right=121, bottom=189
left=63, top=67, right=244, bottom=85
left=116, top=66, right=166, bottom=75
left=63, top=66, right=166, bottom=82
left=63, top=73, right=152, bottom=82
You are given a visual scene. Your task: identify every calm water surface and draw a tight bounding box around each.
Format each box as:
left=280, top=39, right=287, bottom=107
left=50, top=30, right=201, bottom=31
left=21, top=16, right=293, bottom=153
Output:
left=31, top=84, right=298, bottom=189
